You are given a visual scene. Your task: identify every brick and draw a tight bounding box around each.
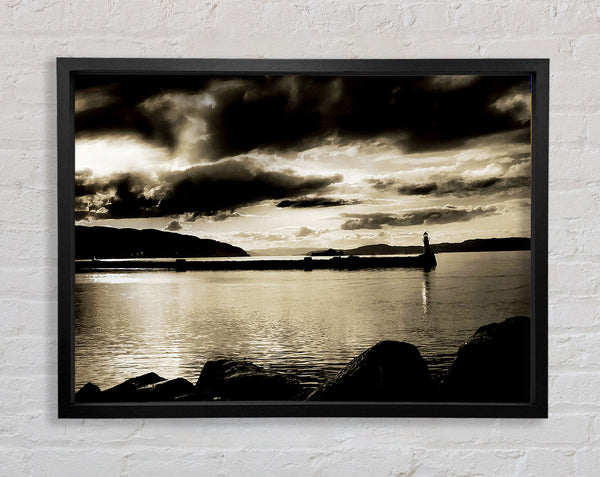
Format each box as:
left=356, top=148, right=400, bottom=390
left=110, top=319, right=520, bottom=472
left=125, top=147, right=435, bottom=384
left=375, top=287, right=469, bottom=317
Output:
left=30, top=450, right=123, bottom=477
left=552, top=71, right=600, bottom=108
left=549, top=298, right=600, bottom=328
left=64, top=1, right=114, bottom=31
left=0, top=449, right=33, bottom=476
left=12, top=0, right=66, bottom=32
left=127, top=449, right=224, bottom=476
left=551, top=373, right=600, bottom=408
left=492, top=415, right=590, bottom=445
left=356, top=4, right=403, bottom=33
left=587, top=113, right=600, bottom=144
left=549, top=189, right=599, bottom=220
left=575, top=447, right=600, bottom=476
left=0, top=335, right=56, bottom=374
left=573, top=34, right=600, bottom=67
left=549, top=261, right=600, bottom=298
left=521, top=449, right=577, bottom=475
left=2, top=298, right=54, bottom=336
left=11, top=69, right=55, bottom=106
left=164, top=2, right=219, bottom=31
left=550, top=146, right=600, bottom=186
left=550, top=332, right=600, bottom=369
left=414, top=448, right=523, bottom=477
left=409, top=3, right=453, bottom=31
left=308, top=2, right=357, bottom=33
left=478, top=38, right=577, bottom=71
left=551, top=113, right=588, bottom=143
left=453, top=2, right=502, bottom=34
left=64, top=37, right=179, bottom=58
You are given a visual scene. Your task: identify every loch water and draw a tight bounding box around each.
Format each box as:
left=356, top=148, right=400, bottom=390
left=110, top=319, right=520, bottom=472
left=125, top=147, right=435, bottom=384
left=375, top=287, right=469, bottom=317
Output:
left=75, top=250, right=531, bottom=390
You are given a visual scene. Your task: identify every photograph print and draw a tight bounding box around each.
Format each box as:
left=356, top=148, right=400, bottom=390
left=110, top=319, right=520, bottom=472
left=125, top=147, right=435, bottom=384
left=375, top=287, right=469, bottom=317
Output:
left=72, top=70, right=533, bottom=407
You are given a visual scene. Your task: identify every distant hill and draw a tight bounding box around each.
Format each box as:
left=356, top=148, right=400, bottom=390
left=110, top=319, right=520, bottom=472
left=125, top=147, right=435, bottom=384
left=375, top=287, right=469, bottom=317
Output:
left=75, top=226, right=249, bottom=259
left=307, top=237, right=531, bottom=256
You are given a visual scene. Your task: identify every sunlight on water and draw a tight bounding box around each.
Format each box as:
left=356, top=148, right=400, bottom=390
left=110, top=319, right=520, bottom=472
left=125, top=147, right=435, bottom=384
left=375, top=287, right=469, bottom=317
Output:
left=75, top=251, right=530, bottom=390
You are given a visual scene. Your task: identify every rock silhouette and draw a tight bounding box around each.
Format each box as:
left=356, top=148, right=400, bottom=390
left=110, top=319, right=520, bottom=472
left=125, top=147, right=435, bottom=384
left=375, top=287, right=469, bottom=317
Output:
left=74, top=382, right=101, bottom=402
left=441, top=316, right=531, bottom=402
left=196, top=359, right=306, bottom=400
left=136, top=377, right=197, bottom=401
left=76, top=372, right=166, bottom=402
left=308, top=341, right=436, bottom=401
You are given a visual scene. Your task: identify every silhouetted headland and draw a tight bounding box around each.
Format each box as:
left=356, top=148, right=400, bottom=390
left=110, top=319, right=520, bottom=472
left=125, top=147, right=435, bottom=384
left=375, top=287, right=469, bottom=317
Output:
left=75, top=226, right=249, bottom=259
left=308, top=237, right=530, bottom=256
left=75, top=316, right=530, bottom=403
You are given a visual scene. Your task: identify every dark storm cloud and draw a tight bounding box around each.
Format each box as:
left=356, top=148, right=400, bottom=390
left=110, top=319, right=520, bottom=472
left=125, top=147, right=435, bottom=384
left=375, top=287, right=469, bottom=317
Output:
left=164, top=220, right=182, bottom=231
left=370, top=175, right=530, bottom=197
left=75, top=158, right=343, bottom=220
left=208, top=211, right=241, bottom=222
left=75, top=75, right=531, bottom=160
left=340, top=206, right=498, bottom=230
left=369, top=151, right=531, bottom=198
left=277, top=197, right=358, bottom=208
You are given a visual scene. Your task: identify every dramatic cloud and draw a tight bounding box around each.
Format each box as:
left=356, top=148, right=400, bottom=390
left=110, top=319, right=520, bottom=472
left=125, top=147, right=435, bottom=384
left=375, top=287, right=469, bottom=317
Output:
left=369, top=152, right=531, bottom=198
left=340, top=206, right=498, bottom=230
left=164, top=220, right=182, bottom=231
left=75, top=158, right=343, bottom=220
left=296, top=226, right=316, bottom=237
left=277, top=197, right=358, bottom=208
left=75, top=75, right=531, bottom=161
left=75, top=85, right=119, bottom=114
left=234, top=231, right=287, bottom=242
left=421, top=75, right=479, bottom=91
left=371, top=176, right=530, bottom=197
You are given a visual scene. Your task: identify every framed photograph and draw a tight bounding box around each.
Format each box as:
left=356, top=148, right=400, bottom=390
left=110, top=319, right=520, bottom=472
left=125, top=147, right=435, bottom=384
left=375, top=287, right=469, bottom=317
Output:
left=58, top=59, right=548, bottom=418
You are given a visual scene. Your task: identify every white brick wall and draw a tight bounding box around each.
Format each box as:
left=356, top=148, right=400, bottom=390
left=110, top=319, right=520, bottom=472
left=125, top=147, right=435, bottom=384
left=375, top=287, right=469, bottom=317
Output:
left=0, top=1, right=598, bottom=475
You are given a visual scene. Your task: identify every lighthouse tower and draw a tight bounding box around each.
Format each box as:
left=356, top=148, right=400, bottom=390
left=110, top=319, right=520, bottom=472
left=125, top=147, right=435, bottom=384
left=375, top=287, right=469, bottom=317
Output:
left=422, top=232, right=437, bottom=268
left=423, top=232, right=432, bottom=254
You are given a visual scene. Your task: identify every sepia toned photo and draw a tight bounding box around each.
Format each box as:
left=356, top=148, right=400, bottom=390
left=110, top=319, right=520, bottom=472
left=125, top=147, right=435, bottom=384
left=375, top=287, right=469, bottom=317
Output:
left=71, top=70, right=534, bottom=406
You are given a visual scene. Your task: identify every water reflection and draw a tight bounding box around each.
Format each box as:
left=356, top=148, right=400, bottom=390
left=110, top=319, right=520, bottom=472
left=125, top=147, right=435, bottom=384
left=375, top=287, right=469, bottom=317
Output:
left=75, top=251, right=531, bottom=390
left=422, top=270, right=431, bottom=317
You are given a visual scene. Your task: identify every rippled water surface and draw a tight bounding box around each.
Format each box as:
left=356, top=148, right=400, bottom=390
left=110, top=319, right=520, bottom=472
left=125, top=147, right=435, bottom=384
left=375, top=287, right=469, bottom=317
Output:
left=75, top=251, right=530, bottom=390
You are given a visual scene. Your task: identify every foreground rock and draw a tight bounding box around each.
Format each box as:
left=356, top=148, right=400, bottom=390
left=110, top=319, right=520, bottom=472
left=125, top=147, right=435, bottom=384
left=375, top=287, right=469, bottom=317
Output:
left=308, top=341, right=435, bottom=401
left=196, top=359, right=306, bottom=400
left=136, top=377, right=197, bottom=401
left=441, top=316, right=530, bottom=402
left=74, top=382, right=102, bottom=402
left=76, top=372, right=167, bottom=402
left=99, top=372, right=166, bottom=402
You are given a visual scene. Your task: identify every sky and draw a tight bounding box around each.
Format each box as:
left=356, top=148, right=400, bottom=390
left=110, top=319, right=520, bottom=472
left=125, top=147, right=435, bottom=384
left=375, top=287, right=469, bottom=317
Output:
left=74, top=74, right=532, bottom=253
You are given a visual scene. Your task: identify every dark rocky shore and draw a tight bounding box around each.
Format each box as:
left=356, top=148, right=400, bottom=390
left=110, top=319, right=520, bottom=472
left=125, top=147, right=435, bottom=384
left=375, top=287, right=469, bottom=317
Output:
left=75, top=316, right=531, bottom=403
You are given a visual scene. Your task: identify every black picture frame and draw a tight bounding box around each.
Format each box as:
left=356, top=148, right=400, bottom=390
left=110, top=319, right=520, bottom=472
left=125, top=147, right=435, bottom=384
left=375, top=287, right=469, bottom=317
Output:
left=58, top=58, right=548, bottom=418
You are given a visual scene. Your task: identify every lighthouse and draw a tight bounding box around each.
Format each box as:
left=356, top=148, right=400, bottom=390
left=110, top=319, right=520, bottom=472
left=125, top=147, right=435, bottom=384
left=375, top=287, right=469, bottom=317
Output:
left=422, top=232, right=437, bottom=268
left=423, top=232, right=431, bottom=254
